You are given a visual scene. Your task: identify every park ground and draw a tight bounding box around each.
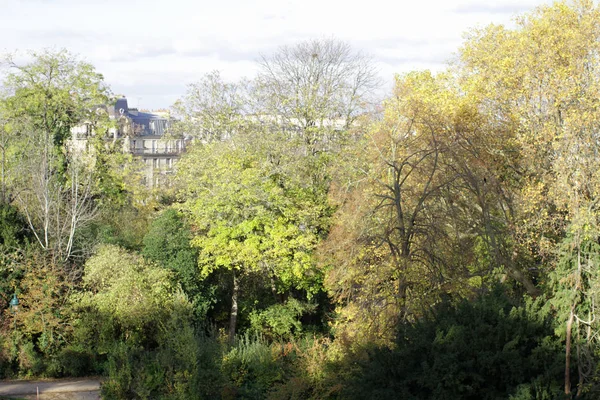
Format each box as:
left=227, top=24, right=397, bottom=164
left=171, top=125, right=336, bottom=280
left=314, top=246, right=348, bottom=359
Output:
left=0, top=378, right=100, bottom=400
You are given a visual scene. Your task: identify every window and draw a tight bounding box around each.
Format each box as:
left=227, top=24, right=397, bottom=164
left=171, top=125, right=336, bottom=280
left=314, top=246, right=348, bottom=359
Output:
left=153, top=158, right=158, bottom=169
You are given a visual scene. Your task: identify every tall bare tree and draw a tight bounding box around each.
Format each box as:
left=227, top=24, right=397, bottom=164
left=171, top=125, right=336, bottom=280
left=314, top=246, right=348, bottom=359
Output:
left=257, top=38, right=380, bottom=153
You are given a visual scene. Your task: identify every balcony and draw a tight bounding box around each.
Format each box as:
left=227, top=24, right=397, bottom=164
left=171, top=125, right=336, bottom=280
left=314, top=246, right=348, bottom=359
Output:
left=130, top=147, right=183, bottom=156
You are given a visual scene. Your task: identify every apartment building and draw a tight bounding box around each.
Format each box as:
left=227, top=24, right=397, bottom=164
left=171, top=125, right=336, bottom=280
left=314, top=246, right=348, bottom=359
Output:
left=71, top=97, right=187, bottom=187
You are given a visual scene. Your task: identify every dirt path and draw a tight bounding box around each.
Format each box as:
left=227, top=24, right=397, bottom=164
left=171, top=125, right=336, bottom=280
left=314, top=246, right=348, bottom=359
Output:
left=0, top=378, right=101, bottom=400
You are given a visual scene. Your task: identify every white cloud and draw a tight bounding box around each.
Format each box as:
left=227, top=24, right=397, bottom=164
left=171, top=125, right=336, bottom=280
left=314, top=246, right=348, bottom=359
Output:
left=2, top=0, right=553, bottom=108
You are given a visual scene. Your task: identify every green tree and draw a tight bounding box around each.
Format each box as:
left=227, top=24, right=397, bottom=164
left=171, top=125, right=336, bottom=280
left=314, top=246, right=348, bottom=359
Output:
left=1, top=49, right=110, bottom=262
left=75, top=244, right=177, bottom=329
left=0, top=250, right=74, bottom=378
left=0, top=201, right=28, bottom=249
left=142, top=209, right=209, bottom=319
left=344, top=289, right=563, bottom=400
left=177, top=132, right=327, bottom=343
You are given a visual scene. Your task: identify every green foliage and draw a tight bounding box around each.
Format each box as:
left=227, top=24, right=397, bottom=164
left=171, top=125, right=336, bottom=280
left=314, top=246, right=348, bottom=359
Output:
left=100, top=325, right=220, bottom=400
left=142, top=209, right=210, bottom=320
left=72, top=245, right=201, bottom=399
left=1, top=49, right=108, bottom=180
left=221, top=333, right=285, bottom=399
left=180, top=139, right=323, bottom=292
left=549, top=233, right=600, bottom=337
left=0, top=202, right=28, bottom=248
left=16, top=262, right=71, bottom=361
left=548, top=230, right=600, bottom=394
left=0, top=249, right=25, bottom=314
left=189, top=335, right=226, bottom=399
left=0, top=251, right=80, bottom=379
left=75, top=244, right=176, bottom=329
left=89, top=137, right=140, bottom=207
left=3, top=49, right=108, bottom=132
left=250, top=298, right=317, bottom=339
left=91, top=205, right=150, bottom=251
left=55, top=345, right=99, bottom=377
left=0, top=202, right=30, bottom=312
left=265, top=336, right=344, bottom=400
left=142, top=209, right=196, bottom=275
left=342, top=288, right=564, bottom=400
left=178, top=132, right=331, bottom=338
left=0, top=49, right=111, bottom=261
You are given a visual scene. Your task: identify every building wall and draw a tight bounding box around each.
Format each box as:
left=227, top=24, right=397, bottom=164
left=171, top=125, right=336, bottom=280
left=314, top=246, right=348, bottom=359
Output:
left=69, top=98, right=187, bottom=188
left=126, top=136, right=186, bottom=187
left=128, top=136, right=184, bottom=156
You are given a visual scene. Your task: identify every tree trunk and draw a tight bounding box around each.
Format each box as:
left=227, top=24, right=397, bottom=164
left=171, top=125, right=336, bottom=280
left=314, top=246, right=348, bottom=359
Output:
left=270, top=274, right=279, bottom=301
left=565, top=306, right=575, bottom=395
left=228, top=271, right=239, bottom=345
left=483, top=201, right=540, bottom=297
left=577, top=319, right=584, bottom=398
left=1, top=142, right=5, bottom=204
left=566, top=245, right=582, bottom=396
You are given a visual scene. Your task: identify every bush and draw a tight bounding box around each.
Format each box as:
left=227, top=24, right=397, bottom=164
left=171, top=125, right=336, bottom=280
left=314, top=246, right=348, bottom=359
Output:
left=56, top=345, right=99, bottom=377
left=342, top=288, right=564, bottom=400
left=267, top=336, right=341, bottom=400
left=101, top=342, right=136, bottom=399
left=0, top=202, right=29, bottom=248
left=249, top=298, right=317, bottom=340
left=0, top=255, right=74, bottom=379
left=189, top=335, right=224, bottom=399
left=221, top=333, right=285, bottom=399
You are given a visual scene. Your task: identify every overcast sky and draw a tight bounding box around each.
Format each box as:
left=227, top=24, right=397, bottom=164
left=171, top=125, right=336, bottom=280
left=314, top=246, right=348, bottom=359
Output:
left=2, top=0, right=553, bottom=109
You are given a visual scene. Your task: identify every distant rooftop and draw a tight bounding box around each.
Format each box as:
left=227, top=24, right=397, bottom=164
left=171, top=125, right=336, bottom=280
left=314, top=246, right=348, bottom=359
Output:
left=113, top=97, right=170, bottom=136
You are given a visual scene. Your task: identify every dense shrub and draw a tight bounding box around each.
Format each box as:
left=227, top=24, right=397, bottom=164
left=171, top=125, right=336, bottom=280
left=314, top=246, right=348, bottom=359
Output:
left=0, top=254, right=75, bottom=379
left=342, top=288, right=564, bottom=400
left=56, top=345, right=99, bottom=377
left=249, top=298, right=317, bottom=340
left=0, top=202, right=29, bottom=248
left=142, top=209, right=212, bottom=323
left=221, top=333, right=285, bottom=399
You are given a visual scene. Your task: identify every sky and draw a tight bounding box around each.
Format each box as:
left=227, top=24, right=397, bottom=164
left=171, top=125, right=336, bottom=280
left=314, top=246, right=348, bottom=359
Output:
left=2, top=0, right=554, bottom=109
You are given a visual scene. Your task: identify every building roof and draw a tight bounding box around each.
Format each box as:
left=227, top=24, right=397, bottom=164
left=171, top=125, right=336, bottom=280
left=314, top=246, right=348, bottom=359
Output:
left=113, top=97, right=170, bottom=136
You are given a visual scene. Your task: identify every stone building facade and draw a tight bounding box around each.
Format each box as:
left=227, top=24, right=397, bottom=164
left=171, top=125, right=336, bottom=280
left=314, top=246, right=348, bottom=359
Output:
left=71, top=97, right=187, bottom=187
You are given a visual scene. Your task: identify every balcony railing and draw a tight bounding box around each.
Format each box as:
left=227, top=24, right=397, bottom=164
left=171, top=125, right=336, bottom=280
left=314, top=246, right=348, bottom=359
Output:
left=130, top=147, right=183, bottom=155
